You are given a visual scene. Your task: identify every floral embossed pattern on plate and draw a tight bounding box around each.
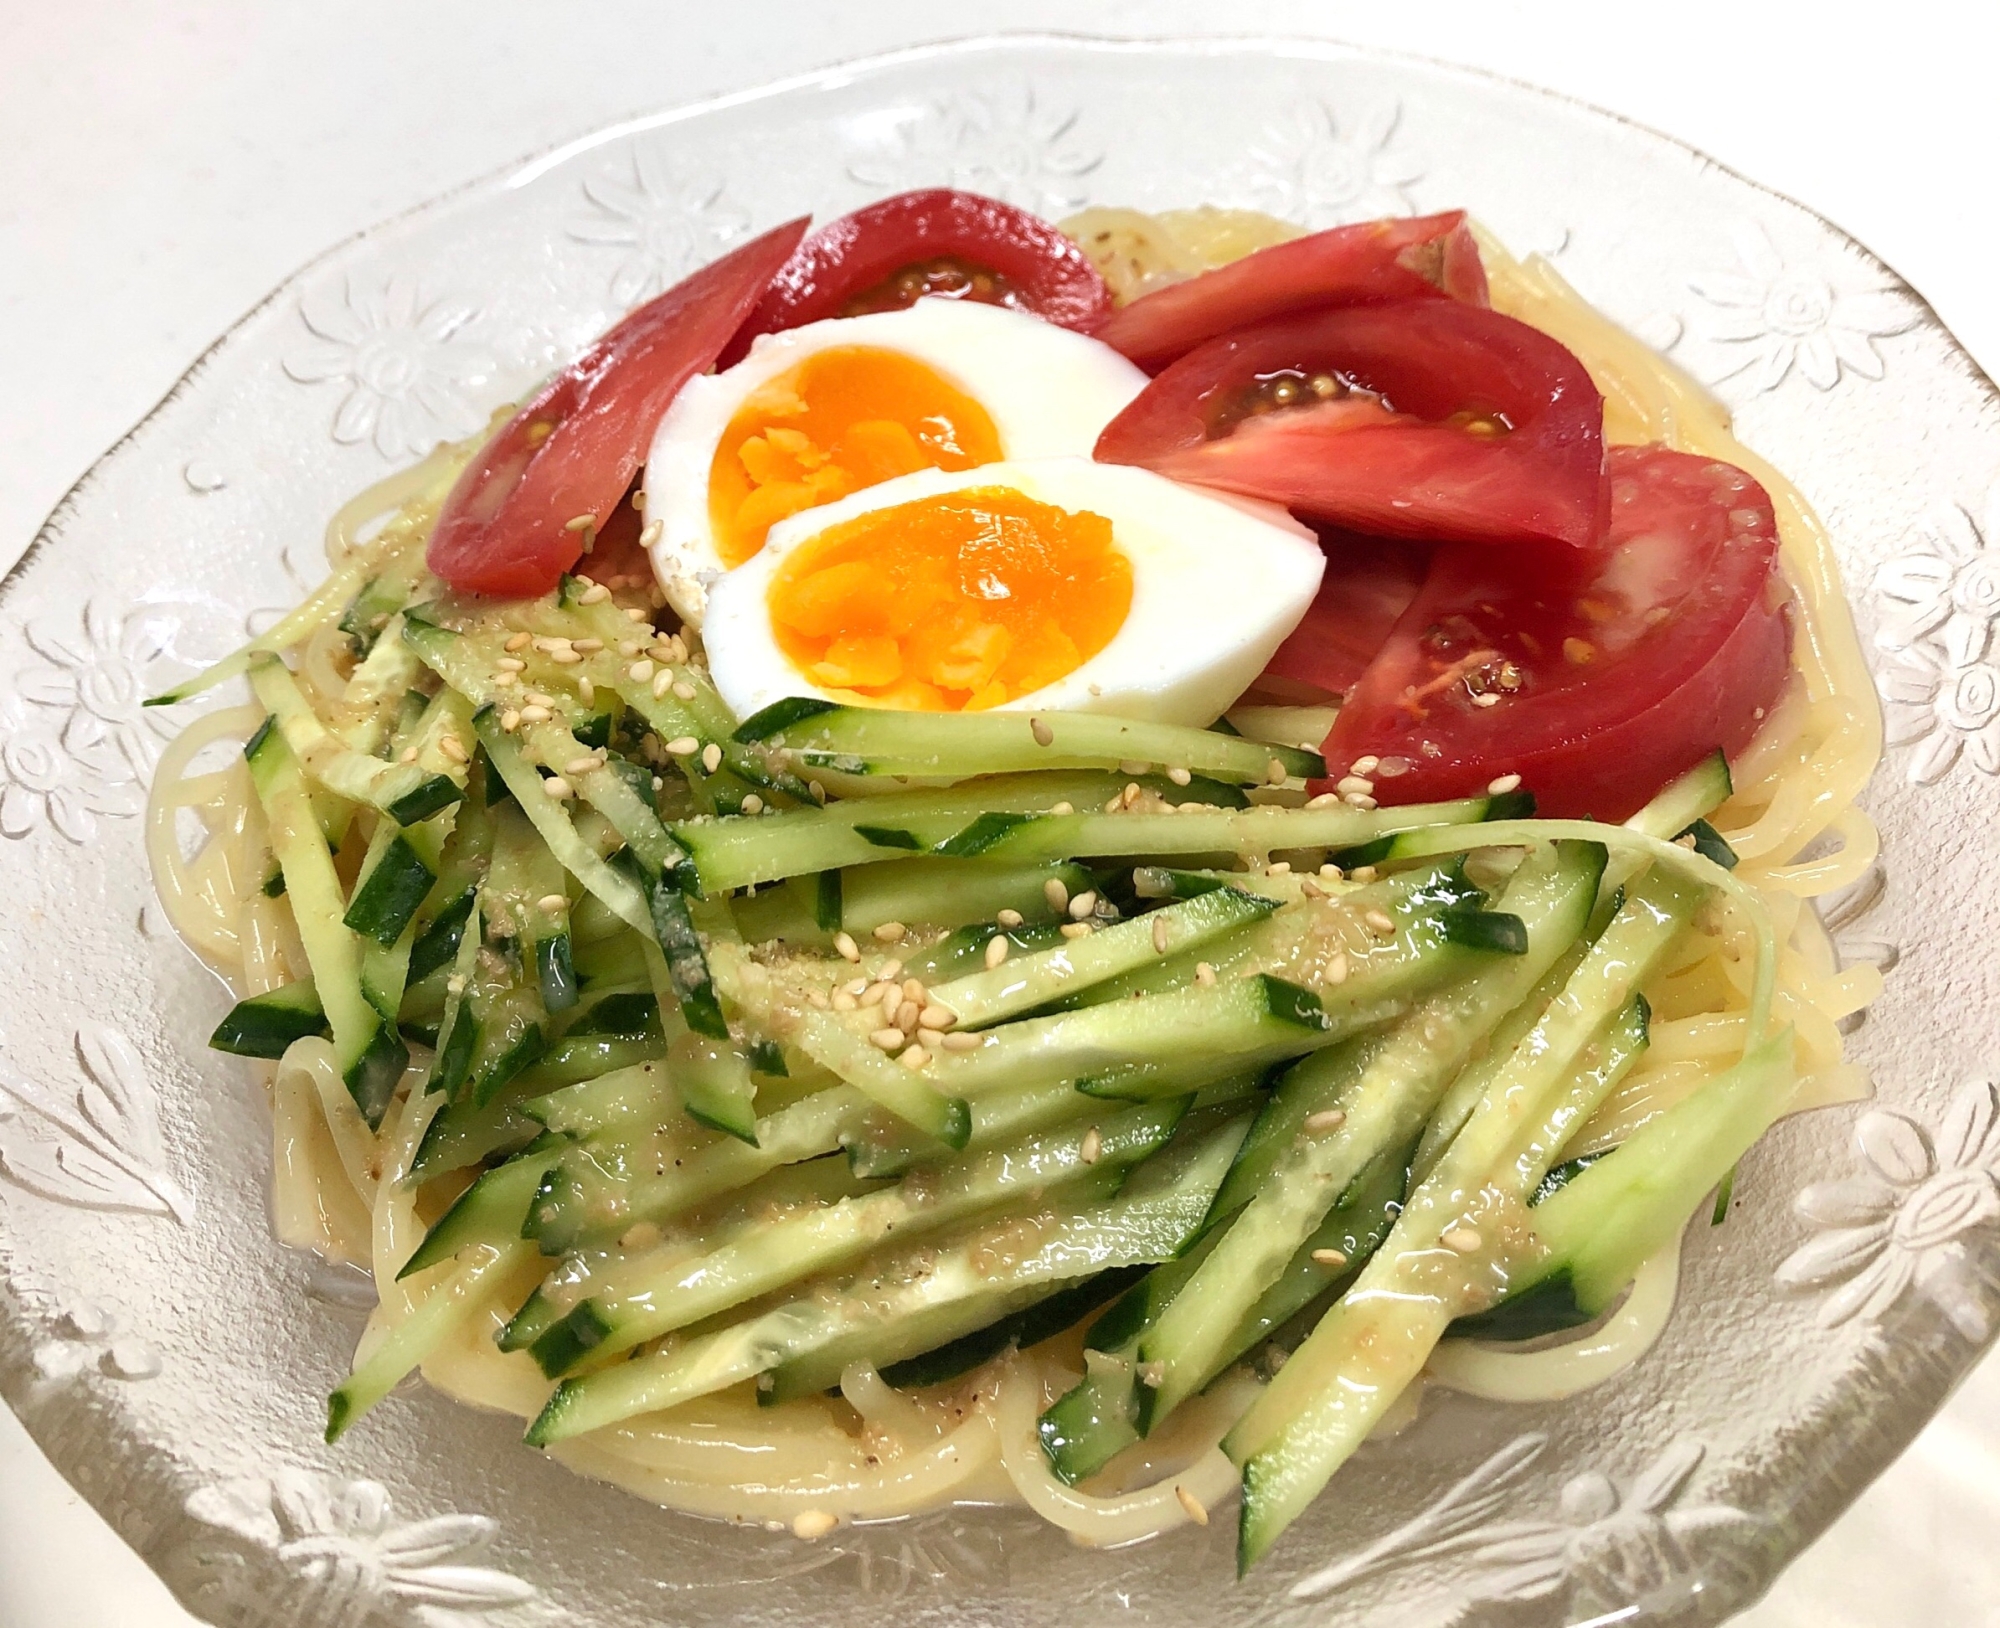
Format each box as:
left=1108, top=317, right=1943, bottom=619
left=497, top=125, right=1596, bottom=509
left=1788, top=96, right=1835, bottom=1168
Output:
left=0, top=34, right=1996, bottom=1628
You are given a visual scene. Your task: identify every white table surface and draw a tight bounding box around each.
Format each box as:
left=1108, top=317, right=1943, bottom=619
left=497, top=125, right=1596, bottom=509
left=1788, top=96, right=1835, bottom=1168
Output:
left=3, top=4, right=1997, bottom=1623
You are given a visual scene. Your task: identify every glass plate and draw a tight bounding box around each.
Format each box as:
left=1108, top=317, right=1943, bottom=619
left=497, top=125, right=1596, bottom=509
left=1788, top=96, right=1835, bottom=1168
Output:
left=1, top=32, right=1995, bottom=1628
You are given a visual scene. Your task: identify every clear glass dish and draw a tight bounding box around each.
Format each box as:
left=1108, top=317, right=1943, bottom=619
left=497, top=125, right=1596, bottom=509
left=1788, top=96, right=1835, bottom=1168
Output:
left=1, top=32, right=1994, bottom=1628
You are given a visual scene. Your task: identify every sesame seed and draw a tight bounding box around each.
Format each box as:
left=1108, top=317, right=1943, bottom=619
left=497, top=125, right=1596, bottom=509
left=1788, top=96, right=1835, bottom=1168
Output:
left=873, top=921, right=908, bottom=944
left=1195, top=961, right=1217, bottom=987
left=1175, top=1485, right=1209, bottom=1526
left=525, top=691, right=557, bottom=708
left=1320, top=863, right=1342, bottom=880
left=1029, top=716, right=1054, bottom=746
left=1268, top=860, right=1291, bottom=875
left=984, top=935, right=1010, bottom=970
left=1442, top=1227, right=1483, bottom=1254
left=942, top=1030, right=980, bottom=1051
left=626, top=606, right=649, bottom=623
left=1348, top=865, right=1378, bottom=883
left=899, top=976, right=922, bottom=1001
left=1103, top=795, right=1123, bottom=815
left=869, top=1026, right=906, bottom=1051
left=1048, top=801, right=1074, bottom=817
left=833, top=931, right=861, bottom=962
left=577, top=676, right=595, bottom=706
left=500, top=709, right=522, bottom=732
left=1121, top=782, right=1142, bottom=809
left=740, top=793, right=764, bottom=816
left=996, top=908, right=1024, bottom=929
left=665, top=736, right=700, bottom=756
left=1473, top=692, right=1501, bottom=708
left=542, top=776, right=574, bottom=800
left=1487, top=773, right=1522, bottom=795
left=652, top=668, right=674, bottom=699
left=1365, top=909, right=1395, bottom=935
left=1336, top=775, right=1374, bottom=797
left=792, top=1510, right=838, bottom=1541
left=573, top=638, right=604, bottom=655
left=491, top=671, right=519, bottom=688
left=1267, top=758, right=1288, bottom=785
left=1151, top=916, right=1171, bottom=954
left=895, top=999, right=922, bottom=1034
left=619, top=1220, right=661, bottom=1252
left=537, top=892, right=568, bottom=913
left=807, top=989, right=832, bottom=1010
left=701, top=743, right=723, bottom=774
left=1043, top=879, right=1069, bottom=913
left=1060, top=921, right=1092, bottom=939
left=564, top=513, right=597, bottom=532
left=1119, top=758, right=1150, bottom=775
left=1343, top=792, right=1379, bottom=811
left=495, top=656, right=526, bottom=672
left=919, top=1004, right=954, bottom=1030
left=1068, top=890, right=1098, bottom=920
left=673, top=681, right=697, bottom=701
left=504, top=631, right=531, bottom=652
left=1305, top=792, right=1340, bottom=808
left=1301, top=878, right=1325, bottom=900
left=1305, top=1108, right=1347, bottom=1133
left=551, top=648, right=582, bottom=664
left=519, top=704, right=552, bottom=724
left=564, top=755, right=599, bottom=776
left=399, top=745, right=420, bottom=764
left=1080, top=1126, right=1103, bottom=1165
left=438, top=735, right=468, bottom=764
left=579, top=582, right=612, bottom=605
left=629, top=659, right=655, bottom=682
left=1168, top=766, right=1192, bottom=786
left=1310, top=1247, right=1348, bottom=1268
left=639, top=520, right=664, bottom=548
left=898, top=1044, right=931, bottom=1070
left=831, top=991, right=859, bottom=1012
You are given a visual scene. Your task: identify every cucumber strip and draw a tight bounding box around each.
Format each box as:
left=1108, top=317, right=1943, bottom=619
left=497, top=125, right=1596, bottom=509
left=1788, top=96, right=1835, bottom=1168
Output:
left=732, top=700, right=1324, bottom=784
left=876, top=1269, right=1150, bottom=1393
left=1226, top=865, right=1704, bottom=1571
left=209, top=980, right=328, bottom=1057
left=670, top=1028, right=760, bottom=1145
left=526, top=1101, right=1188, bottom=1378
left=1530, top=1027, right=1793, bottom=1310
left=670, top=771, right=1238, bottom=896
left=144, top=541, right=408, bottom=707
left=249, top=658, right=462, bottom=825
left=1131, top=843, right=1604, bottom=1429
left=346, top=831, right=439, bottom=947
left=519, top=1059, right=673, bottom=1137
left=777, top=1005, right=972, bottom=1150
left=900, top=922, right=1069, bottom=982
left=398, top=1152, right=560, bottom=1280
left=246, top=720, right=408, bottom=1124
left=326, top=1240, right=535, bottom=1441
left=926, top=887, right=1280, bottom=1030
left=528, top=1114, right=1240, bottom=1442
left=424, top=895, right=485, bottom=1097
left=1507, top=993, right=1653, bottom=1193
left=408, top=1080, right=545, bottom=1179
left=731, top=857, right=1091, bottom=945
left=560, top=989, right=660, bottom=1038
left=1625, top=749, right=1733, bottom=841
left=471, top=708, right=653, bottom=935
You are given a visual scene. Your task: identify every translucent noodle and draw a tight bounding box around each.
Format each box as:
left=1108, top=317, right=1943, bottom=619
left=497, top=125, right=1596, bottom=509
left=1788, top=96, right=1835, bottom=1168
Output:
left=150, top=210, right=1886, bottom=1547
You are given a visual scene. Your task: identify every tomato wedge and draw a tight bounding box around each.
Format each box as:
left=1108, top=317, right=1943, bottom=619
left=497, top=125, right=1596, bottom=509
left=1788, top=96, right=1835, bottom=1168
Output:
left=728, top=189, right=1112, bottom=360
left=1259, top=529, right=1429, bottom=701
left=1095, top=299, right=1606, bottom=549
left=1094, top=210, right=1487, bottom=372
left=427, top=218, right=809, bottom=599
left=1321, top=445, right=1791, bottom=820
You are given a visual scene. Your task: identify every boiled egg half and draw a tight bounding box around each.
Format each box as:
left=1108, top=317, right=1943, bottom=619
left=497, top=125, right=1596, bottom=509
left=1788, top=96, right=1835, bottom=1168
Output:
left=643, top=299, right=1147, bottom=627
left=702, top=458, right=1325, bottom=728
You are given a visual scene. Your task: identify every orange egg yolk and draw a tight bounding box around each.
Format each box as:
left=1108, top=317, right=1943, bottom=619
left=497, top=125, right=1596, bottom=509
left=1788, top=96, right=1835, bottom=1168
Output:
left=708, top=347, right=1004, bottom=568
left=766, top=486, right=1133, bottom=712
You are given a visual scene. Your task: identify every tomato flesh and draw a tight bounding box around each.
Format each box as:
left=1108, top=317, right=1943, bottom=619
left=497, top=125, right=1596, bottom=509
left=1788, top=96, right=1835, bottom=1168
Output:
left=729, top=190, right=1112, bottom=359
left=1095, top=299, right=1606, bottom=549
left=1093, top=210, right=1488, bottom=372
left=1260, top=529, right=1429, bottom=701
left=427, top=218, right=809, bottom=599
left=1321, top=445, right=1791, bottom=820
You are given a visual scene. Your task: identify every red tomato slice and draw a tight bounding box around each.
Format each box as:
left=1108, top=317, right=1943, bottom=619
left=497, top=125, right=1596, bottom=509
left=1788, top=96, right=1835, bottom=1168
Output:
left=427, top=218, right=809, bottom=599
left=1259, top=528, right=1430, bottom=701
left=1095, top=299, right=1606, bottom=549
left=1094, top=210, right=1488, bottom=372
left=728, top=189, right=1112, bottom=359
left=1321, top=445, right=1791, bottom=820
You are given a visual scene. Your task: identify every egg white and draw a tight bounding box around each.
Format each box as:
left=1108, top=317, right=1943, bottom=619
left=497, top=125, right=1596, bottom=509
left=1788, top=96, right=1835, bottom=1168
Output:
left=702, top=457, right=1325, bottom=730
left=644, top=300, right=1148, bottom=628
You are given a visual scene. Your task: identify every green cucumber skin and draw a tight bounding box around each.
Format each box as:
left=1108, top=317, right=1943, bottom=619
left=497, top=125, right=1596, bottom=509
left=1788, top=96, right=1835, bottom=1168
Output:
left=343, top=834, right=437, bottom=945
left=209, top=982, right=328, bottom=1057
left=407, top=891, right=476, bottom=987
left=399, top=1154, right=557, bottom=1280
left=877, top=1268, right=1149, bottom=1393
